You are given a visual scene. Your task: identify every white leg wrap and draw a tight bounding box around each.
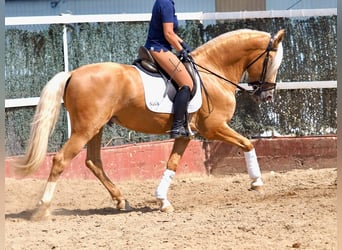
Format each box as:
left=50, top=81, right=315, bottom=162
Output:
left=155, top=169, right=175, bottom=200
left=244, top=148, right=261, bottom=179
left=41, top=182, right=57, bottom=204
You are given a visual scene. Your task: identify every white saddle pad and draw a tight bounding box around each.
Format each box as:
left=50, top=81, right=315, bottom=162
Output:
left=133, top=65, right=202, bottom=114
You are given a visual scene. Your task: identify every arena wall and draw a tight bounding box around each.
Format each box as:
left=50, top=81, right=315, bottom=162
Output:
left=5, top=136, right=336, bottom=180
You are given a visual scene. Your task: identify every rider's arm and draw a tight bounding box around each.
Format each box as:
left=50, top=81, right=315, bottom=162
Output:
left=162, top=22, right=183, bottom=52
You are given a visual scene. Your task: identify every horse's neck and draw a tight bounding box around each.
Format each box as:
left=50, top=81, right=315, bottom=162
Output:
left=193, top=31, right=268, bottom=84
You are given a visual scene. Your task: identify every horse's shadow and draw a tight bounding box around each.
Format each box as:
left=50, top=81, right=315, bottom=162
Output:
left=5, top=210, right=32, bottom=220
left=53, top=206, right=158, bottom=216
left=6, top=206, right=158, bottom=221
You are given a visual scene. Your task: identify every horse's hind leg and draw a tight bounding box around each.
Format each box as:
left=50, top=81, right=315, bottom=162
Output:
left=85, top=127, right=131, bottom=211
left=31, top=133, right=89, bottom=220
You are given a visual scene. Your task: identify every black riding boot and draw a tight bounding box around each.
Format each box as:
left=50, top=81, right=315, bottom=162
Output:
left=170, top=85, right=191, bottom=139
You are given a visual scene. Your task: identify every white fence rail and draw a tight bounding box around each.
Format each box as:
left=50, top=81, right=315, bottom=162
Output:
left=5, top=9, right=337, bottom=26
left=4, top=81, right=337, bottom=108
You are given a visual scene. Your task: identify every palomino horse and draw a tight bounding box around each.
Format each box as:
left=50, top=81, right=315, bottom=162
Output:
left=14, top=28, right=284, bottom=219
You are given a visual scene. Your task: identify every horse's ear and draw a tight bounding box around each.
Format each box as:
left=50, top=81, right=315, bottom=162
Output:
left=272, top=29, right=285, bottom=49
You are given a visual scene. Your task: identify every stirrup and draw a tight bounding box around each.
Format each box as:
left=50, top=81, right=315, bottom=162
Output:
left=169, top=126, right=189, bottom=139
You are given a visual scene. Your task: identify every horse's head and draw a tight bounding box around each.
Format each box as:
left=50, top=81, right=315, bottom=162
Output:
left=245, top=29, right=285, bottom=103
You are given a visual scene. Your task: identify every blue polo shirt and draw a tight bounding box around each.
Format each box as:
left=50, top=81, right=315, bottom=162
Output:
left=144, top=0, right=179, bottom=52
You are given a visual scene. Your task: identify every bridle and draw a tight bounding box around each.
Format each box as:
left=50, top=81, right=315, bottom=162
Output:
left=192, top=34, right=278, bottom=96
left=245, top=36, right=278, bottom=95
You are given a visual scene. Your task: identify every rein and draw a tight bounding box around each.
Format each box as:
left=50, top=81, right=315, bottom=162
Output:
left=193, top=61, right=250, bottom=93
left=192, top=35, right=277, bottom=96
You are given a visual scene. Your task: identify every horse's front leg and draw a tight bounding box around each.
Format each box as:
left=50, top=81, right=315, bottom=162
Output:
left=210, top=123, right=264, bottom=191
left=156, top=137, right=191, bottom=212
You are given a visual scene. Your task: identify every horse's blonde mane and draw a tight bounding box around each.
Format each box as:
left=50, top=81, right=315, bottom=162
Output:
left=196, top=29, right=270, bottom=53
left=216, top=28, right=269, bottom=39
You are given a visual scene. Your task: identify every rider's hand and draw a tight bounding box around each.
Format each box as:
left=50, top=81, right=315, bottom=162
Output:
left=179, top=49, right=190, bottom=62
left=181, top=41, right=192, bottom=53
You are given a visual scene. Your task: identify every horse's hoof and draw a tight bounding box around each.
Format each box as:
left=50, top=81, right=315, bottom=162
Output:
left=250, top=178, right=264, bottom=193
left=117, top=199, right=133, bottom=211
left=158, top=199, right=174, bottom=213
left=250, top=185, right=264, bottom=193
left=161, top=204, right=174, bottom=213
left=30, top=202, right=51, bottom=221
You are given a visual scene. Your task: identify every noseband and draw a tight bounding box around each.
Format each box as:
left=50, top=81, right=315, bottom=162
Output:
left=245, top=36, right=278, bottom=95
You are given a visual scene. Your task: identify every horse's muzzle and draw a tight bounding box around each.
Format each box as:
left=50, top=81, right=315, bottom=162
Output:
left=261, top=90, right=274, bottom=102
left=251, top=89, right=274, bottom=103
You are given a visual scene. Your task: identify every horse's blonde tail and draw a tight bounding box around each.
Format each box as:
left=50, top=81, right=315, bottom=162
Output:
left=13, top=71, right=71, bottom=177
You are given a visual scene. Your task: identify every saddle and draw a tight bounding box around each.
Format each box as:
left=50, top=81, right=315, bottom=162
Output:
left=133, top=46, right=198, bottom=101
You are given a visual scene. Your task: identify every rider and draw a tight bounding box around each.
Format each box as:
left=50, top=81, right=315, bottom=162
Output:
left=144, top=0, right=193, bottom=139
